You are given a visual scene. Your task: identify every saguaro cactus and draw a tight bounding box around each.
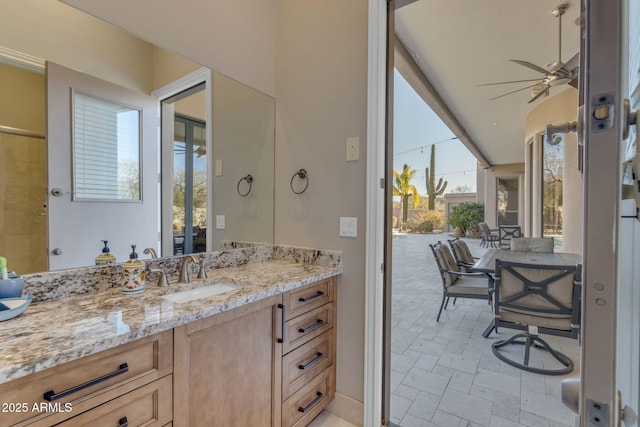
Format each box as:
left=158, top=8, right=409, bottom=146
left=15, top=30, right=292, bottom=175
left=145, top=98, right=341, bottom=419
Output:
left=426, top=145, right=448, bottom=210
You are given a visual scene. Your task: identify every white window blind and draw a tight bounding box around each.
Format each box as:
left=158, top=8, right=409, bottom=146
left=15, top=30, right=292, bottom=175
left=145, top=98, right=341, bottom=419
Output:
left=73, top=91, right=141, bottom=200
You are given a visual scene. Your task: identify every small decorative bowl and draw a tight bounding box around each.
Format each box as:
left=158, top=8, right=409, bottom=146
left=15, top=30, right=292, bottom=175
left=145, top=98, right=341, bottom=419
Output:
left=0, top=276, right=24, bottom=299
left=0, top=296, right=33, bottom=321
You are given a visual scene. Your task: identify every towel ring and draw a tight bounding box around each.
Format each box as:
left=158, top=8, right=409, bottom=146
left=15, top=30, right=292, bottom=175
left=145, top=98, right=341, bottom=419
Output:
left=290, top=169, right=309, bottom=194
left=237, top=174, right=253, bottom=197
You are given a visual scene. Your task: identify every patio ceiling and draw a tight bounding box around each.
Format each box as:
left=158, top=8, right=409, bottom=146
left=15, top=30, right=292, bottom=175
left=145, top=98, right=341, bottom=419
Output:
left=394, top=0, right=581, bottom=167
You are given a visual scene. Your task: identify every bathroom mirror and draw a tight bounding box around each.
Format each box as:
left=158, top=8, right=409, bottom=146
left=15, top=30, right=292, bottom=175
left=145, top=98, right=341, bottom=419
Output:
left=0, top=1, right=275, bottom=274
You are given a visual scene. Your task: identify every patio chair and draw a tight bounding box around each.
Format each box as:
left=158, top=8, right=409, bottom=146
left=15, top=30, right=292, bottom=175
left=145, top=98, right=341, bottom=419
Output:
left=429, top=241, right=490, bottom=322
left=510, top=237, right=554, bottom=253
left=478, top=222, right=499, bottom=248
left=487, top=260, right=581, bottom=375
left=447, top=238, right=478, bottom=272
left=498, top=225, right=522, bottom=248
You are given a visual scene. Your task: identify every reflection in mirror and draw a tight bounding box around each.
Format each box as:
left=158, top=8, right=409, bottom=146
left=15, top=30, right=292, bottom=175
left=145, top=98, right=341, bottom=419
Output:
left=72, top=91, right=141, bottom=201
left=0, top=1, right=275, bottom=274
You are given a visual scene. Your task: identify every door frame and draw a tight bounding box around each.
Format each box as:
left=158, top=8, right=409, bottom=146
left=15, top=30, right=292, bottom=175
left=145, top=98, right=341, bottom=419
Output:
left=363, top=0, right=387, bottom=425
left=364, top=0, right=627, bottom=425
left=151, top=67, right=212, bottom=256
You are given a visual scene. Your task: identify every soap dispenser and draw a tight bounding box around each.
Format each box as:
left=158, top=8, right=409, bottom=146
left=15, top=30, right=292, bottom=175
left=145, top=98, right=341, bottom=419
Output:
left=122, top=244, right=146, bottom=294
left=95, top=240, right=116, bottom=266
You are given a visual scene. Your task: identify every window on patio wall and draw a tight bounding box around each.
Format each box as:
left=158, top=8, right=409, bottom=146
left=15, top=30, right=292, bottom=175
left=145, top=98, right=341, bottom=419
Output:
left=542, top=134, right=563, bottom=243
left=497, top=177, right=519, bottom=225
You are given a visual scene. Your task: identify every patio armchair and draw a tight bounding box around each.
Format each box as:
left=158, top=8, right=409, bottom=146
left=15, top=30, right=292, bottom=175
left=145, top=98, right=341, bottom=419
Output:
left=429, top=241, right=491, bottom=322
left=498, top=225, right=522, bottom=248
left=510, top=237, right=554, bottom=252
left=447, top=238, right=479, bottom=272
left=478, top=222, right=499, bottom=248
left=487, top=260, right=581, bottom=375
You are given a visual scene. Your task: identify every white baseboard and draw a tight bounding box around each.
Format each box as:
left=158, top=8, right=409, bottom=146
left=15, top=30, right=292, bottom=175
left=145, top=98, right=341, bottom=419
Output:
left=326, top=392, right=364, bottom=426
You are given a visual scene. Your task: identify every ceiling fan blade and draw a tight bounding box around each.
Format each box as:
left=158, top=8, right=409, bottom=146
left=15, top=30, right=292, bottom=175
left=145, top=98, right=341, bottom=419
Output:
left=476, top=78, right=544, bottom=87
left=489, top=83, right=541, bottom=101
left=510, top=59, right=551, bottom=75
left=568, top=77, right=578, bottom=89
left=563, top=52, right=580, bottom=72
left=528, top=85, right=551, bottom=104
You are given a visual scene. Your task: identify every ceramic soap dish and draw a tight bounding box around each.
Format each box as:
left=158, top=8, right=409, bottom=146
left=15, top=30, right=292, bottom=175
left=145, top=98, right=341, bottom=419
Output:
left=0, top=296, right=33, bottom=321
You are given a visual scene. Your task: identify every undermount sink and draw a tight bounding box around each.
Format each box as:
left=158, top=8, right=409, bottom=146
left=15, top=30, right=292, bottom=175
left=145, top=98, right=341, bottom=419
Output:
left=162, top=282, right=242, bottom=304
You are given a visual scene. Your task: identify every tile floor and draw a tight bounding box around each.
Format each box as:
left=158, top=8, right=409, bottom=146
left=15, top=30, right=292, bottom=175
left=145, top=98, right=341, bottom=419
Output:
left=390, top=233, right=579, bottom=427
left=308, top=411, right=359, bottom=427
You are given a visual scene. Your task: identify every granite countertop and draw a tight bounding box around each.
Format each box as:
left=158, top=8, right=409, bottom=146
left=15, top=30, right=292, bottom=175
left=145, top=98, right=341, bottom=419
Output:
left=0, top=260, right=340, bottom=385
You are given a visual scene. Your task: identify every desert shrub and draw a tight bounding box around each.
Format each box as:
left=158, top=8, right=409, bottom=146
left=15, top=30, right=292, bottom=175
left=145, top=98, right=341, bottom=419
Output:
left=448, top=202, right=484, bottom=237
left=392, top=216, right=398, bottom=229
left=406, top=211, right=445, bottom=233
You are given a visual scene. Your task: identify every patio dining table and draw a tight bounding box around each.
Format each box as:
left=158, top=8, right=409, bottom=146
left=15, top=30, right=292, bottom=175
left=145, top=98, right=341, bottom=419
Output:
left=472, top=248, right=582, bottom=273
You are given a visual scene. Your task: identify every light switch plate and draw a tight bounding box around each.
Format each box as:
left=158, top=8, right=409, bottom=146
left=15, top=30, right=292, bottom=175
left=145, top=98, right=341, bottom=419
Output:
left=215, top=159, right=223, bottom=176
left=346, top=137, right=359, bottom=162
left=216, top=215, right=225, bottom=229
left=339, top=217, right=357, bottom=237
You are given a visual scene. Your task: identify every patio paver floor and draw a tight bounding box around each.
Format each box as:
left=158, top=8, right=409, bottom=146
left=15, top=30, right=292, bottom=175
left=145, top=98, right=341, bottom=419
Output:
left=391, top=233, right=579, bottom=427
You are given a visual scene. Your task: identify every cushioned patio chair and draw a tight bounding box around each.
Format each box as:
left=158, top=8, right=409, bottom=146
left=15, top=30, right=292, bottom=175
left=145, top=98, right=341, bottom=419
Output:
left=510, top=237, right=554, bottom=253
left=498, top=225, right=522, bottom=248
left=487, top=260, right=581, bottom=375
left=478, top=222, right=499, bottom=248
left=447, top=238, right=479, bottom=272
left=429, top=241, right=491, bottom=322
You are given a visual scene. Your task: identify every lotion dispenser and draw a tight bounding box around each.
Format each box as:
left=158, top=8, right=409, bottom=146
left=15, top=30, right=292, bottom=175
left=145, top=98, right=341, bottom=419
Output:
left=95, top=240, right=116, bottom=266
left=122, top=245, right=146, bottom=294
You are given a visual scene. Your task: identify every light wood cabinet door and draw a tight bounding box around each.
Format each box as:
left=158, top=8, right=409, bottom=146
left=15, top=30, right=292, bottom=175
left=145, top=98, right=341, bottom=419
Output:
left=173, top=294, right=283, bottom=427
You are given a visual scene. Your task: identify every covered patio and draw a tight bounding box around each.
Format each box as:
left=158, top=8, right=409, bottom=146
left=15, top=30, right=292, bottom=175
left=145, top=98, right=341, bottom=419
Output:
left=390, top=233, right=579, bottom=427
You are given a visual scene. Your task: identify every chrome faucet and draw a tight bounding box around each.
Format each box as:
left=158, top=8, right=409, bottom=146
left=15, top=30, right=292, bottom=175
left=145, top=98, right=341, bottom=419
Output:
left=143, top=247, right=158, bottom=259
left=148, top=267, right=169, bottom=287
left=179, top=255, right=200, bottom=283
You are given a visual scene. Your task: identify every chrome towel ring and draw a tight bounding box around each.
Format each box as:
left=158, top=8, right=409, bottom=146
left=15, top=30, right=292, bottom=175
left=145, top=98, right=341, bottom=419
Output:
left=237, top=174, right=253, bottom=197
left=290, top=169, right=309, bottom=194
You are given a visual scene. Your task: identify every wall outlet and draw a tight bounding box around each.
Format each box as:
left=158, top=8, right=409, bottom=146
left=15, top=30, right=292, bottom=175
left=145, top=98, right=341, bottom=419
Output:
left=346, top=137, right=359, bottom=162
left=215, top=159, right=223, bottom=176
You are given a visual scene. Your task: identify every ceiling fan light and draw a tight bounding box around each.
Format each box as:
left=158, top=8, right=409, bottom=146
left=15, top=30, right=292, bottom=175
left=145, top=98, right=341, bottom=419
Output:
left=549, top=77, right=572, bottom=87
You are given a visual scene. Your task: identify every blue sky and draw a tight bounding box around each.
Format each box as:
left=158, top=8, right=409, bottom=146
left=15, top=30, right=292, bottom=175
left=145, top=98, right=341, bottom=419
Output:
left=393, top=69, right=477, bottom=194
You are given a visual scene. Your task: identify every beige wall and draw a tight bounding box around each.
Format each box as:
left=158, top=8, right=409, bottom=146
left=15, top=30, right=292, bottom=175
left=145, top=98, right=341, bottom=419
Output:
left=275, top=0, right=368, bottom=407
left=0, top=0, right=154, bottom=93
left=0, top=63, right=45, bottom=134
left=61, top=0, right=277, bottom=97
left=525, top=88, right=582, bottom=253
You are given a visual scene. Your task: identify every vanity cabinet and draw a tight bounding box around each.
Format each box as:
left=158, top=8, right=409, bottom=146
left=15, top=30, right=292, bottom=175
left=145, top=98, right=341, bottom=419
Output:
left=0, top=330, right=173, bottom=427
left=280, top=277, right=337, bottom=427
left=173, top=294, right=283, bottom=427
left=172, top=277, right=337, bottom=427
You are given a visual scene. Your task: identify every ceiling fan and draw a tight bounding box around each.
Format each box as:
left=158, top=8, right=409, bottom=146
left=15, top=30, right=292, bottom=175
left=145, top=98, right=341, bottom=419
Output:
left=479, top=3, right=579, bottom=104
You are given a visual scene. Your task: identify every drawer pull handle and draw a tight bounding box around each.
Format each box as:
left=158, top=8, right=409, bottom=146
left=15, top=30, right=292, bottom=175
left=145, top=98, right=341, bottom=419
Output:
left=298, top=319, right=324, bottom=334
left=298, top=291, right=324, bottom=302
left=277, top=304, right=285, bottom=343
left=298, top=391, right=323, bottom=413
left=43, top=363, right=129, bottom=402
left=119, top=417, right=129, bottom=427
left=298, top=352, right=323, bottom=370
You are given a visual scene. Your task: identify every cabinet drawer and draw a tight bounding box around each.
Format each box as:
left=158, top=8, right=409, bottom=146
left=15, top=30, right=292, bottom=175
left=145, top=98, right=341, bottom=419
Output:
left=282, top=368, right=335, bottom=427
left=56, top=375, right=172, bottom=427
left=282, top=304, right=334, bottom=354
left=283, top=278, right=335, bottom=320
left=282, top=330, right=334, bottom=399
left=0, top=330, right=172, bottom=426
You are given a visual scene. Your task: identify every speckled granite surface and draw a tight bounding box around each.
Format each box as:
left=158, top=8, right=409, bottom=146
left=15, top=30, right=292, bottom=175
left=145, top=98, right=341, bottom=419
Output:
left=0, top=246, right=341, bottom=385
left=21, top=245, right=340, bottom=303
